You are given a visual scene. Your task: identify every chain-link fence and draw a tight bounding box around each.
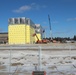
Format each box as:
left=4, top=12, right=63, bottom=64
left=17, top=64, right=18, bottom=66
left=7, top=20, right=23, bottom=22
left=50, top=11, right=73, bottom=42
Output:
left=0, top=45, right=76, bottom=75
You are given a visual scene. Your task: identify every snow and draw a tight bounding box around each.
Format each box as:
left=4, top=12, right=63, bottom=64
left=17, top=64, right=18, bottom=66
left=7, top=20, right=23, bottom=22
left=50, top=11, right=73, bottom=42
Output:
left=0, top=44, right=76, bottom=75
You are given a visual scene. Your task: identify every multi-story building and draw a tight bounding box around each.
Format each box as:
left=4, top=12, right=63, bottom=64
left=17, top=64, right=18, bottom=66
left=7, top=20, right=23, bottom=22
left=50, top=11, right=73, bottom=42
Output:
left=8, top=17, right=36, bottom=44
left=0, top=32, right=8, bottom=44
left=35, top=24, right=43, bottom=42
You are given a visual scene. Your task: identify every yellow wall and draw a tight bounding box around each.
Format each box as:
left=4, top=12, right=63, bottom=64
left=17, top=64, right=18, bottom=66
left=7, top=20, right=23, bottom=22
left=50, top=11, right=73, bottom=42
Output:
left=25, top=25, right=30, bottom=44
left=8, top=24, right=26, bottom=44
left=30, top=26, right=35, bottom=43
left=8, top=24, right=36, bottom=44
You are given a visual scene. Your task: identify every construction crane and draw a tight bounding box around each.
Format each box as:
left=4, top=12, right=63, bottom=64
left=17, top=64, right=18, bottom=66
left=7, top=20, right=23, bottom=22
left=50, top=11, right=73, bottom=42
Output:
left=48, top=15, right=53, bottom=41
left=48, top=15, right=58, bottom=43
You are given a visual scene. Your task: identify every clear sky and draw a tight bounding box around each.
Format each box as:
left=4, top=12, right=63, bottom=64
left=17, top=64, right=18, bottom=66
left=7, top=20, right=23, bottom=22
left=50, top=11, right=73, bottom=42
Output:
left=0, top=0, right=76, bottom=38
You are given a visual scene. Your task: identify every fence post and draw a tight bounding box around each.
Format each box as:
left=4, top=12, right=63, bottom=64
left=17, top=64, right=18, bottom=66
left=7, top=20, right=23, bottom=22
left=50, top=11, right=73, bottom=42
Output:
left=9, top=45, right=12, bottom=75
left=38, top=46, right=42, bottom=71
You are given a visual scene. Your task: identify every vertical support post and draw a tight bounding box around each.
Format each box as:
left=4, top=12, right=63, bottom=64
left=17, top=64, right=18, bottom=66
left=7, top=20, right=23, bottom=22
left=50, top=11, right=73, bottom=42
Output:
left=39, top=46, right=42, bottom=71
left=69, top=46, right=71, bottom=60
left=69, top=46, right=72, bottom=74
left=9, top=46, right=12, bottom=75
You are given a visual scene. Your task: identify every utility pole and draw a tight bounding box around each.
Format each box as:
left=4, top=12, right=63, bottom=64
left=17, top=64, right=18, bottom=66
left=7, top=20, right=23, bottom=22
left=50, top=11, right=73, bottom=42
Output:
left=48, top=15, right=52, bottom=41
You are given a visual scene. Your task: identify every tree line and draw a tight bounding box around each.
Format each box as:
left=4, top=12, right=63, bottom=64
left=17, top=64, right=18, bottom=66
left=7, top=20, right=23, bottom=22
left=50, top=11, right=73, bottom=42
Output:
left=43, top=35, right=76, bottom=43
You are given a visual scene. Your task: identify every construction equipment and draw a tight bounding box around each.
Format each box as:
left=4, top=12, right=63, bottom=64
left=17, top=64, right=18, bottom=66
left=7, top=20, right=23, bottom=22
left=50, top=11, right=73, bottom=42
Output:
left=48, top=15, right=58, bottom=43
left=32, top=33, right=49, bottom=44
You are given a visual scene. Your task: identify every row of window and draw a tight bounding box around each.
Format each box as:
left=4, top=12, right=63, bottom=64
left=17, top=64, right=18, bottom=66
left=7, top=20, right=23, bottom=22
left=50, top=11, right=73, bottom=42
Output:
left=8, top=18, right=35, bottom=28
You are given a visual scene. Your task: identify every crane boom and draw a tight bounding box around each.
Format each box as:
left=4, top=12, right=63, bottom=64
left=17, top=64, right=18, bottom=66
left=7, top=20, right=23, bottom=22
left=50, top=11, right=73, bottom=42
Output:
left=48, top=15, right=52, bottom=41
left=32, top=33, right=39, bottom=41
left=48, top=15, right=51, bottom=30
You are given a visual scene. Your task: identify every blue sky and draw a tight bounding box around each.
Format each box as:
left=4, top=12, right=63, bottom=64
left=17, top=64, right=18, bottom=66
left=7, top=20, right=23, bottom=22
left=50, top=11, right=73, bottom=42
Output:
left=0, top=0, right=76, bottom=38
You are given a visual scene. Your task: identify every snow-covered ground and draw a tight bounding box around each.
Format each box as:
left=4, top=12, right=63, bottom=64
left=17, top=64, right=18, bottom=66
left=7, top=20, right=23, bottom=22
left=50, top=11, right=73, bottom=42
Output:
left=0, top=44, right=76, bottom=75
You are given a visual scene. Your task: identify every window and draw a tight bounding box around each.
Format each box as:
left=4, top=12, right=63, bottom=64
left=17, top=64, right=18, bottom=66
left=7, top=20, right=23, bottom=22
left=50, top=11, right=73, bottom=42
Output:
left=14, top=18, right=19, bottom=24
left=8, top=18, right=14, bottom=24
left=20, top=18, right=25, bottom=24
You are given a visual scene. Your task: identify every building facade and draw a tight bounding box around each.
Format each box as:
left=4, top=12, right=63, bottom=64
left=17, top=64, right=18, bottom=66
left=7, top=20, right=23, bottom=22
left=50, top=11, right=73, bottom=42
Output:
left=8, top=17, right=36, bottom=44
left=35, top=24, right=43, bottom=42
left=0, top=32, right=8, bottom=44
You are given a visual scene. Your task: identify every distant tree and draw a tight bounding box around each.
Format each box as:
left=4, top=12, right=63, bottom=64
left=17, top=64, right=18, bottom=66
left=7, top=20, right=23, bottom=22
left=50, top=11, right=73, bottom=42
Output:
left=73, top=35, right=76, bottom=41
left=67, top=37, right=70, bottom=40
